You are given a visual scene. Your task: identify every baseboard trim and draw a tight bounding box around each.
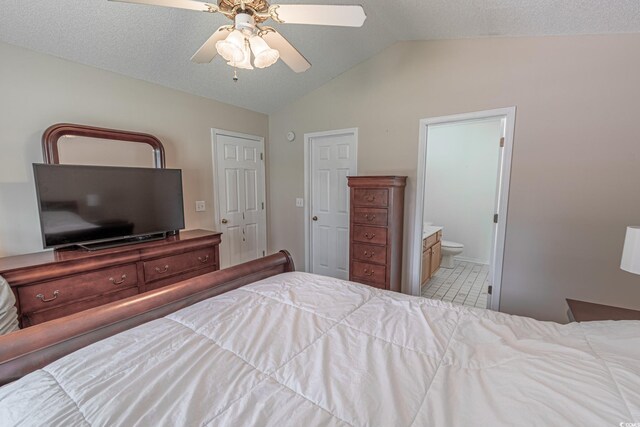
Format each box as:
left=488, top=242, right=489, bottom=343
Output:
left=454, top=256, right=489, bottom=265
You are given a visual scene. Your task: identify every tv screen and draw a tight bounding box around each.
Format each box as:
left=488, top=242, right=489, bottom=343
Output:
left=33, top=164, right=185, bottom=249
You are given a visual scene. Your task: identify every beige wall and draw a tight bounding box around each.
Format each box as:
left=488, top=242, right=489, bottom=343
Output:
left=0, top=41, right=268, bottom=256
left=268, top=34, right=640, bottom=323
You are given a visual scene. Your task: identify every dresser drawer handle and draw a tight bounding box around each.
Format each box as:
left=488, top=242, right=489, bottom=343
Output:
left=364, top=232, right=376, bottom=240
left=109, top=274, right=127, bottom=285
left=366, top=195, right=376, bottom=202
left=363, top=269, right=374, bottom=277
left=198, top=255, right=210, bottom=264
left=364, top=214, right=376, bottom=221
left=36, top=290, right=60, bottom=303
left=363, top=251, right=374, bottom=258
left=155, top=265, right=170, bottom=274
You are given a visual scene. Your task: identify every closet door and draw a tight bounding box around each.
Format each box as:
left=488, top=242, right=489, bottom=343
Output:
left=309, top=131, right=357, bottom=280
left=215, top=132, right=266, bottom=268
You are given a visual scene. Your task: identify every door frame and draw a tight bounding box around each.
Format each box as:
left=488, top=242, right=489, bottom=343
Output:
left=211, top=128, right=267, bottom=267
left=410, top=107, right=516, bottom=311
left=303, top=128, right=358, bottom=273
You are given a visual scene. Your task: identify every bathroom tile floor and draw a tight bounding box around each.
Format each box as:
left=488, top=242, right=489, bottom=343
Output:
left=421, top=260, right=490, bottom=309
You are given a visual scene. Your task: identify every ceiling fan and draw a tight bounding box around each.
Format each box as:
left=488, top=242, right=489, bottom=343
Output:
left=109, top=0, right=367, bottom=77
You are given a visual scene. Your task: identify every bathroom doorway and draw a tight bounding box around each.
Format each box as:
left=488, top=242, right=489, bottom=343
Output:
left=410, top=108, right=516, bottom=311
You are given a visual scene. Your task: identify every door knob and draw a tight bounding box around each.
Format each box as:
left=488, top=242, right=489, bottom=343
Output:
left=221, top=219, right=228, bottom=224
left=312, top=216, right=318, bottom=221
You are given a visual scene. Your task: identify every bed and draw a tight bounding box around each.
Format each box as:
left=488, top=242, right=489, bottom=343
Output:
left=0, top=252, right=638, bottom=426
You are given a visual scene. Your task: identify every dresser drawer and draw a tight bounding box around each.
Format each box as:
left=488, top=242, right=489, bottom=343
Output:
left=353, top=189, right=389, bottom=207
left=18, top=264, right=138, bottom=313
left=352, top=261, right=386, bottom=287
left=143, top=247, right=216, bottom=283
left=353, top=208, right=388, bottom=226
left=22, top=287, right=139, bottom=327
left=352, top=243, right=387, bottom=265
left=353, top=225, right=387, bottom=245
left=352, top=278, right=387, bottom=290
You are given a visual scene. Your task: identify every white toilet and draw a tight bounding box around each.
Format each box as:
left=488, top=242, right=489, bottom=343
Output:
left=441, top=240, right=464, bottom=268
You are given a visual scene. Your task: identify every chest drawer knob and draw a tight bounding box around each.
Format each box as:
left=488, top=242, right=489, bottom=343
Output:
left=364, top=214, right=376, bottom=221
left=363, top=269, right=374, bottom=277
left=109, top=274, right=127, bottom=285
left=363, top=251, right=374, bottom=258
left=155, top=265, right=170, bottom=274
left=36, top=290, right=60, bottom=303
left=198, top=255, right=210, bottom=264
left=366, top=195, right=376, bottom=202
left=364, top=232, right=376, bottom=240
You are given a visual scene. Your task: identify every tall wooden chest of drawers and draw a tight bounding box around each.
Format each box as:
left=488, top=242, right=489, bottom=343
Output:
left=347, top=176, right=406, bottom=292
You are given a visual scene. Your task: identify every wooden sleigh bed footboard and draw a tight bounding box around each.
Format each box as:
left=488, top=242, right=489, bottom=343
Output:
left=0, top=250, right=295, bottom=386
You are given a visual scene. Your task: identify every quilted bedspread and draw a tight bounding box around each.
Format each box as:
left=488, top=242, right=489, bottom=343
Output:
left=0, top=272, right=639, bottom=426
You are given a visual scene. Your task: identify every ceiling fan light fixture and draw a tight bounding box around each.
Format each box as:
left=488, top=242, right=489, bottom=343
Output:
left=215, top=30, right=246, bottom=63
left=250, top=35, right=279, bottom=68
left=111, top=0, right=367, bottom=75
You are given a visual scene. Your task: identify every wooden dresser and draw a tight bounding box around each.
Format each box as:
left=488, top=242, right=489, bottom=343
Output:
left=566, top=299, right=640, bottom=322
left=0, top=230, right=221, bottom=327
left=347, top=176, right=406, bottom=292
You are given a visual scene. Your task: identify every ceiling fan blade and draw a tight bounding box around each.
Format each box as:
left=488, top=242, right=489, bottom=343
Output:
left=191, top=26, right=233, bottom=63
left=109, top=0, right=215, bottom=12
left=262, top=30, right=311, bottom=73
left=269, top=4, right=366, bottom=27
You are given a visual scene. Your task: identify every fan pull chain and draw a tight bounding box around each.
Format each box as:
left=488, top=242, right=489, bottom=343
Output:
left=233, top=67, right=239, bottom=82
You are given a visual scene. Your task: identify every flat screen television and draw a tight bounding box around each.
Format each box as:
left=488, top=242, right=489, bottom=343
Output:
left=33, top=164, right=185, bottom=249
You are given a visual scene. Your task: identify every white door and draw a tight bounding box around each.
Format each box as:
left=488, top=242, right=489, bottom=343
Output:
left=307, top=129, right=357, bottom=279
left=213, top=130, right=267, bottom=268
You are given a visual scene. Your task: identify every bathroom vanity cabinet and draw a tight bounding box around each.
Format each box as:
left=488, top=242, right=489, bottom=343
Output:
left=421, top=230, right=442, bottom=285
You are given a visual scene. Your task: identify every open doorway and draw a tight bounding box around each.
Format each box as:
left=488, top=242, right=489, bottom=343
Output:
left=411, top=108, right=516, bottom=311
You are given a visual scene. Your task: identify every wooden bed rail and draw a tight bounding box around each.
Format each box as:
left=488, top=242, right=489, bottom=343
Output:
left=0, top=250, right=295, bottom=385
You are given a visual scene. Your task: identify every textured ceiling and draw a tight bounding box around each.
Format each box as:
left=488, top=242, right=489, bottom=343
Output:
left=1, top=0, right=640, bottom=113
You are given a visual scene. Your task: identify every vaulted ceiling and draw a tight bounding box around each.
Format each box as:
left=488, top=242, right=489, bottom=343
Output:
left=2, top=0, right=639, bottom=113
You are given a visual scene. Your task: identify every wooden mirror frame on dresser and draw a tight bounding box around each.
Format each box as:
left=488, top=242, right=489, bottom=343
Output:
left=42, top=123, right=166, bottom=168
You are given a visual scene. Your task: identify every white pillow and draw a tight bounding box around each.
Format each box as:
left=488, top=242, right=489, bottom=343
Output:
left=0, top=275, right=19, bottom=334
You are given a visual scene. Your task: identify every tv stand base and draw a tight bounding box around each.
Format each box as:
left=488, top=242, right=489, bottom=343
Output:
left=76, top=233, right=168, bottom=251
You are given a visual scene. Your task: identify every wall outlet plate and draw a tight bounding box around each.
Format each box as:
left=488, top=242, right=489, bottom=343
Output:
left=195, top=201, right=206, bottom=212
left=295, top=198, right=304, bottom=208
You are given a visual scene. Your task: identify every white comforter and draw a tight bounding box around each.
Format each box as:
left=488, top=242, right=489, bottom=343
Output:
left=1, top=272, right=638, bottom=426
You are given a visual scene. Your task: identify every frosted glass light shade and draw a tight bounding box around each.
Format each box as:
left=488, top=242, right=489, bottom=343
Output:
left=228, top=42, right=253, bottom=70
left=250, top=36, right=279, bottom=68
left=216, top=30, right=246, bottom=63
left=621, top=226, right=640, bottom=275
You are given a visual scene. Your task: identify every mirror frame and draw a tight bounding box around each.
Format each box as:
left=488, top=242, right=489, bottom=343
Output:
left=42, top=123, right=166, bottom=168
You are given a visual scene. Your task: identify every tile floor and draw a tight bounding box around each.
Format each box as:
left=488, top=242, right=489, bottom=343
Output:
left=421, top=260, right=490, bottom=308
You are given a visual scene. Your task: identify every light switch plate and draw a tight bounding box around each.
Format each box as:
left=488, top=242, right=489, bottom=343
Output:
left=195, top=201, right=206, bottom=212
left=295, top=198, right=304, bottom=208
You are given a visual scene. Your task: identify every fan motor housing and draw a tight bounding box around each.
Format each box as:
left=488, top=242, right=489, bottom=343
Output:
left=219, top=0, right=269, bottom=11
left=218, top=0, right=271, bottom=23
left=235, top=13, right=256, bottom=34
